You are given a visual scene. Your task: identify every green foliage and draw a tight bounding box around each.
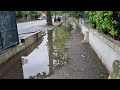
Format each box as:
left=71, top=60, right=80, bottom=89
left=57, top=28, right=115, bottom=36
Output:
left=67, top=11, right=85, bottom=18
left=45, top=24, right=72, bottom=70
left=46, top=11, right=52, bottom=25
left=110, top=30, right=118, bottom=37
left=68, top=11, right=81, bottom=18
left=15, top=11, right=41, bottom=19
left=15, top=11, right=25, bottom=17
left=51, top=11, right=63, bottom=16
left=84, top=11, right=118, bottom=37
left=52, top=24, right=71, bottom=67
left=34, top=11, right=41, bottom=17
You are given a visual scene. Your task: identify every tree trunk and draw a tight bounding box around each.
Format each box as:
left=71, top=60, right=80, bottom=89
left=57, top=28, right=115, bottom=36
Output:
left=46, top=11, right=53, bottom=25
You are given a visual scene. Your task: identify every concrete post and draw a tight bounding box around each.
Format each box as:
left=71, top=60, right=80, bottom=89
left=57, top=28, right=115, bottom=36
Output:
left=109, top=60, right=120, bottom=79
left=81, top=31, right=89, bottom=43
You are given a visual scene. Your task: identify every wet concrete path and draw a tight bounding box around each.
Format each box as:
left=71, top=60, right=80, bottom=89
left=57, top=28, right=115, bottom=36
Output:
left=0, top=17, right=109, bottom=79
left=47, top=18, right=109, bottom=79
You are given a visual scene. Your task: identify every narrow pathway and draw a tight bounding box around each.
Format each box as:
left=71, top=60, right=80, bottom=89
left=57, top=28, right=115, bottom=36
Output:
left=47, top=17, right=109, bottom=79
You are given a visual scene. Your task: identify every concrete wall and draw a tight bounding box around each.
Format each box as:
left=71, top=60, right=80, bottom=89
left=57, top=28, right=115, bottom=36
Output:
left=0, top=43, right=26, bottom=65
left=0, top=31, right=44, bottom=65
left=21, top=31, right=45, bottom=47
left=79, top=18, right=120, bottom=73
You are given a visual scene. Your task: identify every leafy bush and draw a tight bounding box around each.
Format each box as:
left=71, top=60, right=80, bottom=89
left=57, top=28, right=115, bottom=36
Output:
left=84, top=11, right=118, bottom=37
left=15, top=11, right=41, bottom=19
left=68, top=11, right=83, bottom=19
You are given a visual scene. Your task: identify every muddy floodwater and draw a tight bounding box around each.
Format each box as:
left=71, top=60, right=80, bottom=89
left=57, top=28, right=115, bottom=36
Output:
left=0, top=23, right=72, bottom=79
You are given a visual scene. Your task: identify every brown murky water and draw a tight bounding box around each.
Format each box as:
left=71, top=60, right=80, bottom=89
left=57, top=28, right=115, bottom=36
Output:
left=0, top=24, right=72, bottom=79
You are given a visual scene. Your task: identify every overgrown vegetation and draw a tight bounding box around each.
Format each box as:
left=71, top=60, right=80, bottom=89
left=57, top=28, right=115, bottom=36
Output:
left=15, top=11, right=41, bottom=22
left=84, top=11, right=119, bottom=37
left=67, top=11, right=84, bottom=18
left=68, top=11, right=120, bottom=40
left=46, top=11, right=53, bottom=25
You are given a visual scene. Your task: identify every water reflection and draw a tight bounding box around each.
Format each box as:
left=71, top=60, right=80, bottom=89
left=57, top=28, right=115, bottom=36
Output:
left=0, top=35, right=43, bottom=79
left=22, top=32, right=49, bottom=79
left=0, top=23, right=72, bottom=79
left=47, top=30, right=54, bottom=76
left=23, top=24, right=72, bottom=79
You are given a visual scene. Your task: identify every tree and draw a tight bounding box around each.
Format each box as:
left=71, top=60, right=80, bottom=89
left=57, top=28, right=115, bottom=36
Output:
left=15, top=11, right=41, bottom=20
left=46, top=11, right=53, bottom=25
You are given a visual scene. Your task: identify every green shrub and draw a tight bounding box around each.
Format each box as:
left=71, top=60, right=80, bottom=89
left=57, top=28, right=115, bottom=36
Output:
left=84, top=11, right=119, bottom=37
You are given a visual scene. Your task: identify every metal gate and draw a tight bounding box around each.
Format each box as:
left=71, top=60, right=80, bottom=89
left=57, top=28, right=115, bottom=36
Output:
left=0, top=11, right=19, bottom=52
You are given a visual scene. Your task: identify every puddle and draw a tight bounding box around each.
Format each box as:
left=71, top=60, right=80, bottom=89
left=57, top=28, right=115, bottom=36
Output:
left=0, top=23, right=72, bottom=79
left=22, top=24, right=72, bottom=79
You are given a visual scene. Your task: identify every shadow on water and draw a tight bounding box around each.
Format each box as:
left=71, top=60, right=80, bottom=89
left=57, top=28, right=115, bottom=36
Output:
left=0, top=22, right=72, bottom=79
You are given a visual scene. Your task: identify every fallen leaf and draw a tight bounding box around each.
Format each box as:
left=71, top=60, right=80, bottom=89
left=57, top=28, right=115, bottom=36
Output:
left=74, top=68, right=77, bottom=70
left=35, top=47, right=39, bottom=49
left=91, top=66, right=94, bottom=68
left=64, top=72, right=69, bottom=75
left=100, top=75, right=105, bottom=77
left=81, top=55, right=85, bottom=57
left=65, top=77, right=70, bottom=79
left=81, top=68, right=84, bottom=71
left=96, top=76, right=99, bottom=78
left=65, top=73, right=69, bottom=75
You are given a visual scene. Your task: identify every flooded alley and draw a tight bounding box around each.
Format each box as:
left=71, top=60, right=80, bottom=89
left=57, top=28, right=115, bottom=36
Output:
left=0, top=18, right=109, bottom=79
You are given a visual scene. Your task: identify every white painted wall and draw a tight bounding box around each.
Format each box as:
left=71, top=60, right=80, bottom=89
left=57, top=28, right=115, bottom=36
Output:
left=79, top=19, right=89, bottom=35
left=79, top=18, right=120, bottom=73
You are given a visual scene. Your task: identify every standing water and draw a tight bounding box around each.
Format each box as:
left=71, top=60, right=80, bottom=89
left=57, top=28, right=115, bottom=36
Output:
left=0, top=23, right=72, bottom=79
